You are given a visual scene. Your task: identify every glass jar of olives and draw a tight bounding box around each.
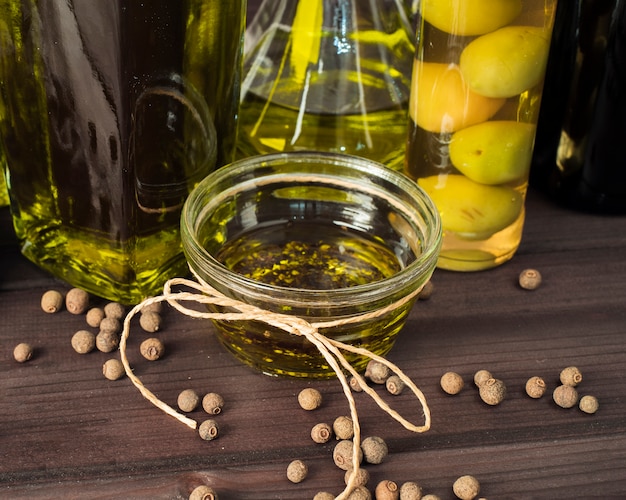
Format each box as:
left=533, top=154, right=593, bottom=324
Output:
left=405, top=0, right=558, bottom=271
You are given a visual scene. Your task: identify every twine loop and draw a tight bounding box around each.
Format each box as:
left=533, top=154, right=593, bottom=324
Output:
left=119, top=275, right=431, bottom=499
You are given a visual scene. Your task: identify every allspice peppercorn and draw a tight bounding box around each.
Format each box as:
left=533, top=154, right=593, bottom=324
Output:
left=189, top=484, right=219, bottom=500
left=333, top=439, right=363, bottom=471
left=41, top=289, right=64, bottom=313
left=13, top=342, right=34, bottom=363
left=349, top=376, right=364, bottom=392
left=198, top=419, right=219, bottom=441
left=559, top=366, right=583, bottom=387
left=361, top=435, right=388, bottom=465
left=518, top=268, right=542, bottom=290
left=140, top=337, right=165, bottom=361
left=452, top=475, right=480, bottom=500
left=65, top=287, right=90, bottom=314
left=96, top=330, right=119, bottom=353
left=313, top=493, right=335, bottom=500
left=286, top=459, right=308, bottom=483
left=202, top=392, right=225, bottom=415
left=399, top=481, right=423, bottom=500
left=579, top=394, right=599, bottom=414
left=298, top=387, right=323, bottom=410
left=71, top=330, right=96, bottom=354
left=103, top=302, right=126, bottom=320
left=473, top=369, right=492, bottom=388
left=364, top=359, right=390, bottom=384
left=375, top=480, right=399, bottom=500
left=553, top=384, right=578, bottom=408
left=311, top=422, right=333, bottom=444
left=346, top=486, right=372, bottom=500
left=479, top=378, right=507, bottom=405
left=139, top=311, right=162, bottom=333
left=333, top=415, right=354, bottom=440
left=386, top=375, right=405, bottom=396
left=440, top=371, right=464, bottom=395
left=525, top=376, right=547, bottom=399
left=345, top=467, right=370, bottom=487
left=102, top=358, right=125, bottom=380
left=99, top=317, right=121, bottom=335
left=85, top=307, right=105, bottom=328
left=178, top=389, right=201, bottom=413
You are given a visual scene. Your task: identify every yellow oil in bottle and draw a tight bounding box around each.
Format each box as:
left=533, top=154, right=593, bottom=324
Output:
left=0, top=0, right=245, bottom=303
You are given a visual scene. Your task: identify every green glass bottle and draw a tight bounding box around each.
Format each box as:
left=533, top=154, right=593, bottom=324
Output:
left=0, top=0, right=246, bottom=303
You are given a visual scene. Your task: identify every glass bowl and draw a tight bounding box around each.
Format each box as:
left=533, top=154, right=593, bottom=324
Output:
left=181, top=151, right=441, bottom=378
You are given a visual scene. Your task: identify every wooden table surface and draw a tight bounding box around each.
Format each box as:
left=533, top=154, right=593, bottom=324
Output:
left=2, top=182, right=626, bottom=500
left=2, top=3, right=626, bottom=499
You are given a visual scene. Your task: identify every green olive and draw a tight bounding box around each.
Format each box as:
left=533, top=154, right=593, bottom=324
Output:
left=422, top=0, right=522, bottom=36
left=418, top=174, right=523, bottom=239
left=460, top=26, right=551, bottom=98
left=449, top=121, right=536, bottom=185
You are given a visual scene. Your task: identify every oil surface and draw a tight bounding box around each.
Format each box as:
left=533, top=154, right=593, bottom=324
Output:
left=217, top=221, right=402, bottom=290
left=211, top=221, right=411, bottom=378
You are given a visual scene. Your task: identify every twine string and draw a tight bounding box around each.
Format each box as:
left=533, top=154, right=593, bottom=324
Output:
left=118, top=275, right=431, bottom=499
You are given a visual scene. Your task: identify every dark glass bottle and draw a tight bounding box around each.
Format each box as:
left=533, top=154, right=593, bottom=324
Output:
left=531, top=0, right=626, bottom=214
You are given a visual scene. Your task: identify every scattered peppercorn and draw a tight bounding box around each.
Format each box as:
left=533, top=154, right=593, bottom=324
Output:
left=525, top=376, right=547, bottom=399
left=13, top=342, right=34, bottom=363
left=96, top=330, right=119, bottom=353
left=553, top=384, right=578, bottom=408
left=421, top=495, right=441, bottom=500
left=103, top=302, right=126, bottom=320
left=518, top=268, right=542, bottom=290
left=71, top=330, right=96, bottom=354
left=349, top=376, right=364, bottom=392
left=40, top=289, right=64, bottom=313
left=361, top=435, right=388, bottom=465
left=139, top=311, right=162, bottom=333
left=418, top=280, right=434, bottom=300
left=440, top=371, right=464, bottom=395
left=579, top=394, right=599, bottom=414
left=386, top=375, right=405, bottom=396
left=202, top=392, right=225, bottom=415
left=141, top=298, right=163, bottom=314
left=99, top=317, right=121, bottom=335
left=178, top=389, right=201, bottom=413
left=346, top=486, right=372, bottom=500
left=453, top=475, right=480, bottom=500
left=189, top=484, right=219, bottom=500
left=375, top=480, right=399, bottom=500
left=333, top=439, right=363, bottom=471
left=333, top=415, right=354, bottom=440
left=102, top=358, right=125, bottom=380
left=140, top=337, right=165, bottom=361
left=559, top=366, right=583, bottom=387
left=473, top=369, right=492, bottom=388
left=198, top=419, right=219, bottom=441
left=85, top=307, right=105, bottom=328
left=365, top=359, right=390, bottom=384
left=399, top=481, right=423, bottom=500
left=298, top=387, right=323, bottom=410
left=313, top=493, right=335, bottom=500
left=345, top=467, right=370, bottom=487
left=286, top=459, right=308, bottom=483
left=311, top=422, right=333, bottom=444
left=479, top=378, right=507, bottom=405
left=65, top=287, right=90, bottom=314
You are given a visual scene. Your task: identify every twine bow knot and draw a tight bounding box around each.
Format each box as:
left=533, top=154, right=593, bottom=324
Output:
left=119, top=275, right=431, bottom=499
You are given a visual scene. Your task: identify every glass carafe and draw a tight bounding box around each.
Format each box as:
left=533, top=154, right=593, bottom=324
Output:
left=237, top=0, right=415, bottom=170
left=0, top=1, right=246, bottom=304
